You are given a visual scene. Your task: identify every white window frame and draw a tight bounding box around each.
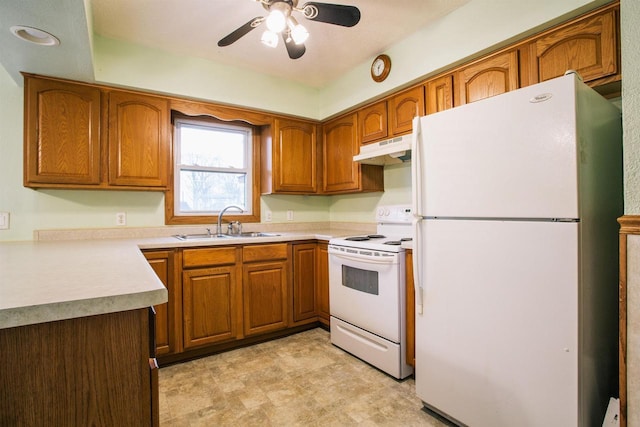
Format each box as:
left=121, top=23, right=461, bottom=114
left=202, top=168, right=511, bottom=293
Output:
left=173, top=117, right=253, bottom=217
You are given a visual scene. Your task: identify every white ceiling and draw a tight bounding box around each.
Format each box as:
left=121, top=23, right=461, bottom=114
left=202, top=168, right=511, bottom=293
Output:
left=0, top=0, right=469, bottom=88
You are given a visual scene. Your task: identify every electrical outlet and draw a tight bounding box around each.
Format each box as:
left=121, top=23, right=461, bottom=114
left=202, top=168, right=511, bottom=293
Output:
left=115, top=212, right=126, bottom=226
left=265, top=211, right=272, bottom=222
left=286, top=210, right=294, bottom=221
left=0, top=212, right=9, bottom=230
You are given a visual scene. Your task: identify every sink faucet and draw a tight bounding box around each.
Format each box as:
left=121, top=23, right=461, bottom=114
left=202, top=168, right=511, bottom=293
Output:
left=217, top=205, right=243, bottom=235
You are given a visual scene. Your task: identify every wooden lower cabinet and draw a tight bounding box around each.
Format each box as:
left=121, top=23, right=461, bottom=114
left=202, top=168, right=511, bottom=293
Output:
left=243, top=244, right=289, bottom=336
left=405, top=250, right=415, bottom=367
left=144, top=250, right=179, bottom=356
left=0, top=309, right=157, bottom=426
left=147, top=241, right=330, bottom=362
left=292, top=243, right=318, bottom=325
left=316, top=242, right=330, bottom=326
left=183, top=265, right=243, bottom=349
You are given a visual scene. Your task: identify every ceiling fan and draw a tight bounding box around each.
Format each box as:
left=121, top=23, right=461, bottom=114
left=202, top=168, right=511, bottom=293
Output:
left=217, top=0, right=361, bottom=59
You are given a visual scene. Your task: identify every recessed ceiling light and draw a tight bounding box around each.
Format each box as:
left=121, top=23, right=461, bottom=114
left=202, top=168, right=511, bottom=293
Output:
left=10, top=26, right=59, bottom=46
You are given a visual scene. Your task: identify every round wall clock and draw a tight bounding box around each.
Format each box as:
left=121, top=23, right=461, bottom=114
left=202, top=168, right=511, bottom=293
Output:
left=371, top=54, right=391, bottom=82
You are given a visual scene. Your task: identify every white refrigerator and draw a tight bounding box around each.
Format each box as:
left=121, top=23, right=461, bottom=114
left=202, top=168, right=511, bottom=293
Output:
left=411, top=73, right=622, bottom=427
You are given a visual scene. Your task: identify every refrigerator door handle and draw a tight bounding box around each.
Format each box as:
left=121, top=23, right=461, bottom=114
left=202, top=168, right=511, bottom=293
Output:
left=411, top=116, right=423, bottom=218
left=411, top=116, right=424, bottom=315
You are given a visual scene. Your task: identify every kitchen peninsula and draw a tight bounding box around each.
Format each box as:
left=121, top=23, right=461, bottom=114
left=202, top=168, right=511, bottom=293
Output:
left=0, top=239, right=167, bottom=426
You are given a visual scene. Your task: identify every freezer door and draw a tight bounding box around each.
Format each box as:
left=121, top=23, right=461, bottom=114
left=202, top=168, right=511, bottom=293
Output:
left=415, top=219, right=579, bottom=427
left=416, top=75, right=579, bottom=219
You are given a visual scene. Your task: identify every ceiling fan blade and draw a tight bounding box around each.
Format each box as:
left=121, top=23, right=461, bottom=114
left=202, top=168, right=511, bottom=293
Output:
left=283, top=33, right=306, bottom=59
left=301, top=2, right=361, bottom=27
left=217, top=17, right=264, bottom=47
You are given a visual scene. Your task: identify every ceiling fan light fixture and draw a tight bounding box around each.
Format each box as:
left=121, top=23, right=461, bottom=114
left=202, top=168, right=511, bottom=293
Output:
left=261, top=30, right=279, bottom=48
left=265, top=2, right=290, bottom=33
left=287, top=17, right=308, bottom=45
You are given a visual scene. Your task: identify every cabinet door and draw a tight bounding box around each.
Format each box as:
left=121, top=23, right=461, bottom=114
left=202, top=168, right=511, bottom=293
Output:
left=389, top=86, right=425, bottom=135
left=243, top=260, right=289, bottom=336
left=358, top=101, right=388, bottom=144
left=316, top=242, right=330, bottom=327
left=530, top=9, right=617, bottom=84
left=405, top=250, right=415, bottom=367
left=456, top=50, right=519, bottom=105
left=292, top=243, right=317, bottom=324
left=182, top=265, right=241, bottom=349
left=273, top=118, right=317, bottom=193
left=108, top=91, right=169, bottom=188
left=144, top=250, right=179, bottom=356
left=426, top=75, right=454, bottom=114
left=323, top=114, right=383, bottom=194
left=24, top=76, right=101, bottom=186
left=322, top=114, right=360, bottom=193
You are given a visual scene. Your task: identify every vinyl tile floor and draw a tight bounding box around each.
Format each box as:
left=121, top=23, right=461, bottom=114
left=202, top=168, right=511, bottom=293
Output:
left=158, top=328, right=448, bottom=426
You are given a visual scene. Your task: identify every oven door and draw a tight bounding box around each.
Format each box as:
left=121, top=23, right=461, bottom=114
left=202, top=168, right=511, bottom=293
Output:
left=328, top=245, right=404, bottom=343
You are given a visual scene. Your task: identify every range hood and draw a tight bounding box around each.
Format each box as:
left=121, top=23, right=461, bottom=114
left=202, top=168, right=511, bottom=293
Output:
left=353, top=134, right=412, bottom=165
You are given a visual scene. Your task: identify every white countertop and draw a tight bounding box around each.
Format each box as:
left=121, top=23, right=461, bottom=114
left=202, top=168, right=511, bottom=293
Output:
left=0, top=240, right=167, bottom=329
left=0, top=227, right=365, bottom=329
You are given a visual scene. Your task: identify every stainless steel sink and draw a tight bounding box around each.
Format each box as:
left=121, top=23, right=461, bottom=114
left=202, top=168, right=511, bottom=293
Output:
left=173, top=232, right=280, bottom=240
left=173, top=233, right=230, bottom=240
left=233, top=232, right=280, bottom=238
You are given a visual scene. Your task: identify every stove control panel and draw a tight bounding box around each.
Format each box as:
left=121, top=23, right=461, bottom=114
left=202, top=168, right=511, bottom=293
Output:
left=375, top=205, right=412, bottom=224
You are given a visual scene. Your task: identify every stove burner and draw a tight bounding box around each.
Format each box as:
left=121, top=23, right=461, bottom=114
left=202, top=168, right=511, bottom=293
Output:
left=368, top=234, right=386, bottom=239
left=345, top=236, right=370, bottom=241
left=384, top=241, right=402, bottom=246
left=400, top=237, right=413, bottom=242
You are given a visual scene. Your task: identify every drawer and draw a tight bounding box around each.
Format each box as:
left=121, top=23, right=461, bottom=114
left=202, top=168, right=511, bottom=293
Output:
left=243, top=243, right=288, bottom=263
left=183, top=246, right=237, bottom=268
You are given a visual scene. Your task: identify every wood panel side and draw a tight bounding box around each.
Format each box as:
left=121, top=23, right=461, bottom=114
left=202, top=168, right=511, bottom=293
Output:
left=618, top=215, right=640, bottom=427
left=0, top=310, right=151, bottom=426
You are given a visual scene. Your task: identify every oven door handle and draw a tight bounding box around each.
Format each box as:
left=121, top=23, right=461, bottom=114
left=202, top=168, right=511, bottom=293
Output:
left=329, top=250, right=397, bottom=264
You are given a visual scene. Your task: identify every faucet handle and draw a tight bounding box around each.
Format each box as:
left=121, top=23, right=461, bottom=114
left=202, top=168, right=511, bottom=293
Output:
left=228, top=221, right=242, bottom=235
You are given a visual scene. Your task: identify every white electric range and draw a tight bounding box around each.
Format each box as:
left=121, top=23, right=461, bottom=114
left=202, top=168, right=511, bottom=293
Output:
left=328, top=205, right=413, bottom=379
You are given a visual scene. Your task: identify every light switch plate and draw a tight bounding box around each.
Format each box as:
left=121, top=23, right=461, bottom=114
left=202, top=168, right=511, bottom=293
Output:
left=0, top=212, right=9, bottom=230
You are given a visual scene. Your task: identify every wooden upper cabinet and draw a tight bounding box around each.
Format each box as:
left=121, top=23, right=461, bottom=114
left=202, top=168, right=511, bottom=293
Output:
left=529, top=8, right=618, bottom=85
left=358, top=101, right=388, bottom=144
left=322, top=113, right=384, bottom=194
left=323, top=113, right=360, bottom=193
left=108, top=91, right=169, bottom=188
left=263, top=118, right=318, bottom=194
left=24, top=76, right=102, bottom=186
left=426, top=74, right=454, bottom=115
left=456, top=50, right=519, bottom=105
left=388, top=86, right=425, bottom=135
left=357, top=86, right=425, bottom=145
left=23, top=75, right=170, bottom=190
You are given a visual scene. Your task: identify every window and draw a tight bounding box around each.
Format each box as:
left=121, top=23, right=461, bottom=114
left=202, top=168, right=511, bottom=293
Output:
left=166, top=115, right=260, bottom=224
